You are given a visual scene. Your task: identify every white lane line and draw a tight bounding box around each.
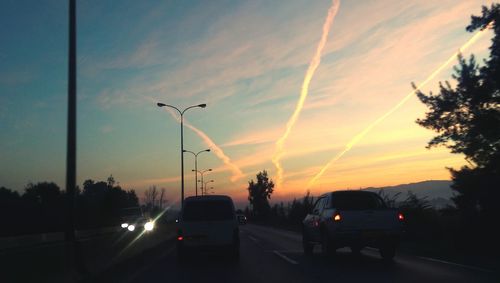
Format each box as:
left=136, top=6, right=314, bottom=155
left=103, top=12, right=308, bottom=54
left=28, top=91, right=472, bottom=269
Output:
left=273, top=250, right=298, bottom=265
left=248, top=235, right=259, bottom=243
left=417, top=256, right=495, bottom=273
left=367, top=247, right=494, bottom=273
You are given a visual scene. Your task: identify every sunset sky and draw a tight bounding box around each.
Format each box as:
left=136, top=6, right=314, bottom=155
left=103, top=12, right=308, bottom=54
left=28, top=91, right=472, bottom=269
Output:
left=0, top=0, right=495, bottom=205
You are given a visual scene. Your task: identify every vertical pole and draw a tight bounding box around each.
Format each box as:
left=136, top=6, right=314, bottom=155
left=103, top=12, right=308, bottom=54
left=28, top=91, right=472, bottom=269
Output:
left=66, top=0, right=83, bottom=279
left=200, top=173, right=204, bottom=196
left=180, top=114, right=184, bottom=209
left=66, top=0, right=76, bottom=243
left=194, top=155, right=198, bottom=196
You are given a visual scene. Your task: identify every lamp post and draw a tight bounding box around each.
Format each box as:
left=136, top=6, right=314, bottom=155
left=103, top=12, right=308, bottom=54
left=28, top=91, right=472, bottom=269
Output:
left=207, top=186, right=215, bottom=194
left=157, top=102, right=206, bottom=209
left=183, top=149, right=210, bottom=196
left=194, top=169, right=212, bottom=195
left=203, top=180, right=214, bottom=195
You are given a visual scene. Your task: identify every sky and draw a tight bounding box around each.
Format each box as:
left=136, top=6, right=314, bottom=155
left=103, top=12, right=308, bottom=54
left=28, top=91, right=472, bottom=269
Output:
left=0, top=0, right=496, bottom=206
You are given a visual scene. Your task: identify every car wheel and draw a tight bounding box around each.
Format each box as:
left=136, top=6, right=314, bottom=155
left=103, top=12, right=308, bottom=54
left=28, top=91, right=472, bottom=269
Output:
left=302, top=231, right=314, bottom=256
left=176, top=244, right=187, bottom=263
left=321, top=231, right=335, bottom=256
left=380, top=244, right=396, bottom=261
left=232, top=245, right=240, bottom=261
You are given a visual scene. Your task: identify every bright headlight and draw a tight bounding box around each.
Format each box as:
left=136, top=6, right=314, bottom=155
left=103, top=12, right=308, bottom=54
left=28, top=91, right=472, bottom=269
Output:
left=127, top=225, right=135, bottom=231
left=144, top=221, right=154, bottom=231
left=121, top=223, right=129, bottom=228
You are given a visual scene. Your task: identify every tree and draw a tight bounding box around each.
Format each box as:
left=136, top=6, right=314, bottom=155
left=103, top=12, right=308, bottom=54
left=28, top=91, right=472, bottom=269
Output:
left=287, top=191, right=314, bottom=226
left=22, top=182, right=64, bottom=232
left=415, top=4, right=500, bottom=225
left=144, top=185, right=159, bottom=211
left=247, top=170, right=274, bottom=220
left=23, top=182, right=62, bottom=203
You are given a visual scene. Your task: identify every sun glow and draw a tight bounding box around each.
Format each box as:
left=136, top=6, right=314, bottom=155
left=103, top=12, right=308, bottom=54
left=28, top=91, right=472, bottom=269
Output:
left=306, top=21, right=493, bottom=189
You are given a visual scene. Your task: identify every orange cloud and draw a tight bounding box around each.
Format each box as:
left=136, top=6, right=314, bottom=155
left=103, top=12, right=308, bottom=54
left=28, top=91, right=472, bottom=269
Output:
left=306, top=23, right=492, bottom=189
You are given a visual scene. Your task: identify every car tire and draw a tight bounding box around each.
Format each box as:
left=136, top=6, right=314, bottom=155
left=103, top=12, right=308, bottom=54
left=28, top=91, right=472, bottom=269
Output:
left=380, top=244, right=396, bottom=261
left=302, top=232, right=314, bottom=256
left=232, top=245, right=240, bottom=261
left=321, top=230, right=335, bottom=256
left=176, top=244, right=187, bottom=263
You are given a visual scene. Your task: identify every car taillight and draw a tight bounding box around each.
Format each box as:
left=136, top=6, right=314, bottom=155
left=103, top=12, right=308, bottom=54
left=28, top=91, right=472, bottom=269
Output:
left=398, top=213, right=404, bottom=221
left=177, top=236, right=184, bottom=241
left=333, top=213, right=342, bottom=222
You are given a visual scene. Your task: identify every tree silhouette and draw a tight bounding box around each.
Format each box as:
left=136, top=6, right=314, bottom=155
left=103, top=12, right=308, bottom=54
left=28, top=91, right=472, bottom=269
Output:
left=247, top=170, right=274, bottom=220
left=415, top=4, right=499, bottom=247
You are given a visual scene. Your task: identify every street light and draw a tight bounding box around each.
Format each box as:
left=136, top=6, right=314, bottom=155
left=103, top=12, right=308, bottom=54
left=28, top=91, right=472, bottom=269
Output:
left=194, top=168, right=212, bottom=195
left=202, top=180, right=214, bottom=195
left=157, top=102, right=207, bottom=209
left=183, top=149, right=210, bottom=196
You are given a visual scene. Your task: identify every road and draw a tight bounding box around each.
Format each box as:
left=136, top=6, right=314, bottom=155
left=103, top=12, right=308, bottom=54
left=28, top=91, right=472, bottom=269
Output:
left=0, top=225, right=175, bottom=282
left=98, top=224, right=498, bottom=283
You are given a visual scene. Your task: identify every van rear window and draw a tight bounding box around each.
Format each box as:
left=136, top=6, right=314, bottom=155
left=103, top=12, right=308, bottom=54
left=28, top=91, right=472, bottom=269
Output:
left=183, top=200, right=234, bottom=221
left=331, top=192, right=386, bottom=210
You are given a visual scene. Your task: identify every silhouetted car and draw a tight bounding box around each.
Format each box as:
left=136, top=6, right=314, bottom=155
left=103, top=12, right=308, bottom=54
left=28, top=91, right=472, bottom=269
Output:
left=302, top=191, right=404, bottom=260
left=176, top=195, right=240, bottom=261
left=236, top=213, right=247, bottom=225
left=120, top=206, right=155, bottom=233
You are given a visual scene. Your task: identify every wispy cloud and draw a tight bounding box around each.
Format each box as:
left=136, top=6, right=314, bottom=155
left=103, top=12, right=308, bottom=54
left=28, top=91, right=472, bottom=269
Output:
left=306, top=22, right=492, bottom=189
left=272, top=0, right=341, bottom=190
left=100, top=125, right=113, bottom=134
left=164, top=109, right=245, bottom=182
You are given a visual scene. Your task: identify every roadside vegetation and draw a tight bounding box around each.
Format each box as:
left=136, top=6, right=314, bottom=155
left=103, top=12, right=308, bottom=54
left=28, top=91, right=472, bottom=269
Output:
left=0, top=175, right=167, bottom=237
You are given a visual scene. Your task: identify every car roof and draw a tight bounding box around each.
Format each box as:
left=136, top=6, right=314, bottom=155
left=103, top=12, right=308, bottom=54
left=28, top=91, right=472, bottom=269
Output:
left=184, top=195, right=233, bottom=202
left=320, top=190, right=378, bottom=198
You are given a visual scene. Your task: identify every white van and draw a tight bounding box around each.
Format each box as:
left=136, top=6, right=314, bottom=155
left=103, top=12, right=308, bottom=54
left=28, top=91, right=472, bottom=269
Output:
left=176, top=195, right=240, bottom=260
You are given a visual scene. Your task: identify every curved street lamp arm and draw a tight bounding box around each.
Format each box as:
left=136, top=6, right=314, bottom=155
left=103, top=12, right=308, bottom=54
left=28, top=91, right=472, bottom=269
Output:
left=157, top=103, right=182, bottom=115
left=181, top=103, right=207, bottom=115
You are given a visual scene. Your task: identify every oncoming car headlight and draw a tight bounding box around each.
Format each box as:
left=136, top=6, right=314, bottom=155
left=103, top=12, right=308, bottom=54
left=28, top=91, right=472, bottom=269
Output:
left=121, top=223, right=129, bottom=228
left=144, top=221, right=154, bottom=231
left=127, top=225, right=135, bottom=231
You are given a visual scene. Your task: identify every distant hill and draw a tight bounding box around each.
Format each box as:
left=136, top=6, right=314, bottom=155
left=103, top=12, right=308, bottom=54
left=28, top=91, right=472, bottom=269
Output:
left=363, top=180, right=455, bottom=209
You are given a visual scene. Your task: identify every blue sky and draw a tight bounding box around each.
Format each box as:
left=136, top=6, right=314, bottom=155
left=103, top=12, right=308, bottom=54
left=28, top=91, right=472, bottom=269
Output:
left=0, top=0, right=495, bottom=204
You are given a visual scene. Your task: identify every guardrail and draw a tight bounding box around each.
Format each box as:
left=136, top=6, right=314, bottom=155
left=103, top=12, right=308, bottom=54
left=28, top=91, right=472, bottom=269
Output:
left=0, top=227, right=119, bottom=251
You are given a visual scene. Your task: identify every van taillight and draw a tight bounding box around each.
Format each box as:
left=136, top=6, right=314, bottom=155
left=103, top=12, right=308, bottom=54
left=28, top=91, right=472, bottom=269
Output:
left=333, top=213, right=342, bottom=222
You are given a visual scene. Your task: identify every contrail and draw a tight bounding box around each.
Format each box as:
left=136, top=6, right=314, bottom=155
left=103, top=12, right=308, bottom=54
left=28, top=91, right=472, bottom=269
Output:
left=272, top=0, right=341, bottom=189
left=306, top=21, right=493, bottom=189
left=166, top=109, right=244, bottom=182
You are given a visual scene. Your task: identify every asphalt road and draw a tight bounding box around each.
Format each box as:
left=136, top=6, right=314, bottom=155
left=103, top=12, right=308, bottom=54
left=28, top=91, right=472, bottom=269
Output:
left=0, top=225, right=174, bottom=282
left=98, top=224, right=499, bottom=283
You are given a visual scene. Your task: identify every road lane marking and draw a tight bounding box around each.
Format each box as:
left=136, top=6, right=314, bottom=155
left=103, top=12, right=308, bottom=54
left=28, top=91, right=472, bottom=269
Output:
left=248, top=235, right=259, bottom=243
left=273, top=250, right=298, bottom=265
left=417, top=256, right=495, bottom=273
left=367, top=247, right=494, bottom=273
left=264, top=250, right=304, bottom=254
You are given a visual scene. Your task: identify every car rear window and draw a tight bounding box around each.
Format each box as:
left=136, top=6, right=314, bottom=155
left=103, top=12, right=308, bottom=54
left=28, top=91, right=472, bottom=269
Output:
left=182, top=200, right=234, bottom=222
left=331, top=192, right=386, bottom=210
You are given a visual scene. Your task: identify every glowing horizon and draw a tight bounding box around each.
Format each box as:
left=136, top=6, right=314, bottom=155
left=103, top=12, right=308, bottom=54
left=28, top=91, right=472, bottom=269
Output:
left=306, top=20, right=493, bottom=189
left=0, top=1, right=494, bottom=203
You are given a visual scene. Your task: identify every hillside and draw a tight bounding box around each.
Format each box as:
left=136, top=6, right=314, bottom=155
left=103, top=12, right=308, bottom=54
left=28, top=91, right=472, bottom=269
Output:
left=363, top=180, right=455, bottom=208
